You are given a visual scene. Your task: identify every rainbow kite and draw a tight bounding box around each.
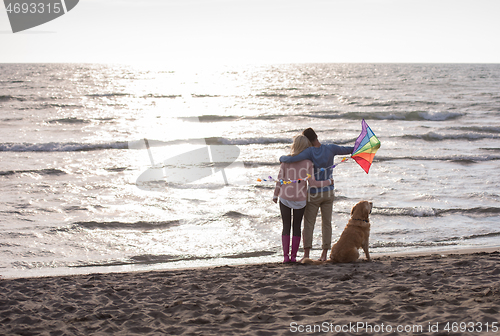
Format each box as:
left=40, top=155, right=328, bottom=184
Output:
left=351, top=119, right=381, bottom=173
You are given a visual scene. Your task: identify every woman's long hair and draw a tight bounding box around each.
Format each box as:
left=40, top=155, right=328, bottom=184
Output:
left=290, top=134, right=312, bottom=156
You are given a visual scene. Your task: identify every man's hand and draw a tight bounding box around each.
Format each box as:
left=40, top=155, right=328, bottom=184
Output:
left=279, top=155, right=291, bottom=163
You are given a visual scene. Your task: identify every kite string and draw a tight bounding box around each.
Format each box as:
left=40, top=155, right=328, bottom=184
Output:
left=256, top=174, right=311, bottom=185
left=314, top=157, right=350, bottom=177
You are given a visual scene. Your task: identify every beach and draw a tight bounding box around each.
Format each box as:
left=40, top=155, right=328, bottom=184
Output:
left=1, top=63, right=499, bottom=335
left=1, top=249, right=499, bottom=335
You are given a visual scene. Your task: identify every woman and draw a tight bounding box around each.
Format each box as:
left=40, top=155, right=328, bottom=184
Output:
left=273, top=135, right=334, bottom=262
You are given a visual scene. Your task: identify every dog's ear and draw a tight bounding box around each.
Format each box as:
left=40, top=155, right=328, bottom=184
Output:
left=352, top=202, right=361, bottom=218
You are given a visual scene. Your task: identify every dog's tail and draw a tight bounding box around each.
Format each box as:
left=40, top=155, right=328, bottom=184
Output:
left=301, top=258, right=331, bottom=265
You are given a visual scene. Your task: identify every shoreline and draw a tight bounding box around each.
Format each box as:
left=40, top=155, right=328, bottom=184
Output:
left=371, top=245, right=500, bottom=258
left=2, top=245, right=500, bottom=280
left=1, top=248, right=499, bottom=335
left=0, top=246, right=500, bottom=280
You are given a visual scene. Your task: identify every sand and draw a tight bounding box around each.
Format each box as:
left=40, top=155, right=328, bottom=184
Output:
left=1, top=250, right=499, bottom=335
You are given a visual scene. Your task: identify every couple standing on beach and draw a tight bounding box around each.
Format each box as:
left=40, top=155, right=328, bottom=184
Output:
left=273, top=128, right=354, bottom=263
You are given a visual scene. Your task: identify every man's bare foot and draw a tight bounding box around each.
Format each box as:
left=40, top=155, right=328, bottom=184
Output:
left=318, top=249, right=328, bottom=261
left=299, top=248, right=311, bottom=263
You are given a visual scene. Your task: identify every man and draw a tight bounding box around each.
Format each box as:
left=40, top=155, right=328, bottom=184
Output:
left=279, top=128, right=354, bottom=261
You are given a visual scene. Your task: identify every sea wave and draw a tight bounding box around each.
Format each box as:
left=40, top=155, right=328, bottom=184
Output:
left=127, top=138, right=500, bottom=164
left=47, top=117, right=91, bottom=124
left=376, top=155, right=500, bottom=163
left=373, top=206, right=500, bottom=218
left=192, top=94, right=221, bottom=98
left=141, top=94, right=181, bottom=99
left=254, top=91, right=334, bottom=98
left=246, top=114, right=294, bottom=121
left=217, top=137, right=292, bottom=145
left=65, top=220, right=181, bottom=231
left=132, top=136, right=299, bottom=148
left=215, top=136, right=355, bottom=146
left=71, top=250, right=278, bottom=268
left=370, top=241, right=456, bottom=249
left=305, top=111, right=464, bottom=121
left=255, top=92, right=289, bottom=98
left=76, top=220, right=181, bottom=230
left=85, top=93, right=131, bottom=98
left=43, top=103, right=85, bottom=109
left=291, top=93, right=329, bottom=98
left=179, top=115, right=242, bottom=122
left=0, top=168, right=67, bottom=176
left=0, top=141, right=128, bottom=152
left=453, top=126, right=500, bottom=134
left=0, top=95, right=25, bottom=102
left=71, top=254, right=188, bottom=268
left=181, top=111, right=464, bottom=122
left=481, top=148, right=500, bottom=152
left=372, top=231, right=500, bottom=248
left=349, top=100, right=441, bottom=107
left=209, top=136, right=500, bottom=153
left=436, top=231, right=500, bottom=242
left=403, top=132, right=500, bottom=141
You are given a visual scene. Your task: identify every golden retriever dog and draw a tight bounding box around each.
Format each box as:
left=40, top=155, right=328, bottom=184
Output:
left=302, top=201, right=372, bottom=265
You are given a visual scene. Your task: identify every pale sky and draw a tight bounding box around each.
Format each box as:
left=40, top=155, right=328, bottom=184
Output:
left=1, top=0, right=499, bottom=64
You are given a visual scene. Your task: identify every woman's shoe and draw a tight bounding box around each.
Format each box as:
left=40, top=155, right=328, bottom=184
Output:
left=282, top=235, right=290, bottom=263
left=290, top=236, right=301, bottom=262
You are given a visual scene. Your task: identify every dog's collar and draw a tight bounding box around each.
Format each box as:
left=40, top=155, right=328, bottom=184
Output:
left=352, top=218, right=370, bottom=223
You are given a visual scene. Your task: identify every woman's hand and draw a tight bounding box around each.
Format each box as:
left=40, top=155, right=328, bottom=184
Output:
left=273, top=196, right=278, bottom=204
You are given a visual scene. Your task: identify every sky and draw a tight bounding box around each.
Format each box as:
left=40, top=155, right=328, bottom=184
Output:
left=0, top=0, right=499, bottom=65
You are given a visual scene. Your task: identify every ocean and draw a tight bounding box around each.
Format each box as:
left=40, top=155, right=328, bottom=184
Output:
left=1, top=63, right=499, bottom=279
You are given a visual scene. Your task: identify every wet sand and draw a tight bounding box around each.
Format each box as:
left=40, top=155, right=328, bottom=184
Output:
left=1, top=250, right=499, bottom=335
